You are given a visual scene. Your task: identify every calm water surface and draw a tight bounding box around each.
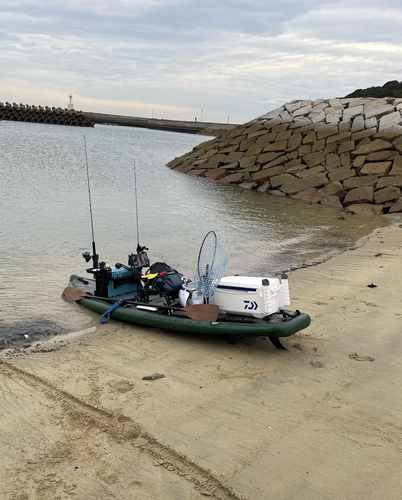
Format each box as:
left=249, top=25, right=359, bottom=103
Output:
left=0, top=121, right=387, bottom=347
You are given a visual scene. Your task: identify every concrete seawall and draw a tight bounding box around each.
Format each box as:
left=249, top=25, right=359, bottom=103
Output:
left=82, top=112, right=238, bottom=134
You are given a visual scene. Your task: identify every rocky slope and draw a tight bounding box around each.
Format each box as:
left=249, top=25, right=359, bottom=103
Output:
left=166, top=97, right=402, bottom=214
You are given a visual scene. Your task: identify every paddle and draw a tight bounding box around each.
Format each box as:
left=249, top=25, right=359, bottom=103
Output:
left=61, top=287, right=219, bottom=323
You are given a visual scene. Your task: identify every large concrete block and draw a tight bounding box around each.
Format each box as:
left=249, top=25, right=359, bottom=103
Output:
left=329, top=167, right=356, bottom=182
left=219, top=172, right=244, bottom=183
left=295, top=165, right=325, bottom=178
left=303, top=151, right=325, bottom=168
left=343, top=105, right=363, bottom=121
left=293, top=105, right=313, bottom=117
left=376, top=175, right=402, bottom=189
left=270, top=173, right=297, bottom=189
left=374, top=186, right=401, bottom=204
left=291, top=188, right=324, bottom=203
left=288, top=132, right=302, bottom=147
left=352, top=139, right=394, bottom=156
left=366, top=150, right=399, bottom=162
left=326, top=132, right=351, bottom=144
left=351, top=115, right=365, bottom=132
left=326, top=153, right=341, bottom=170
left=276, top=130, right=292, bottom=141
left=351, top=128, right=377, bottom=142
left=252, top=165, right=286, bottom=184
left=257, top=151, right=283, bottom=166
left=364, top=104, right=395, bottom=119
left=255, top=132, right=277, bottom=146
left=284, top=101, right=303, bottom=113
left=378, top=111, right=402, bottom=131
left=393, top=136, right=402, bottom=153
left=261, top=107, right=284, bottom=119
left=204, top=168, right=227, bottom=180
left=360, top=161, right=392, bottom=176
left=320, top=196, right=343, bottom=208
left=343, top=175, right=378, bottom=190
left=318, top=181, right=345, bottom=197
left=239, top=156, right=257, bottom=169
left=289, top=117, right=312, bottom=129
left=280, top=173, right=328, bottom=194
left=244, top=144, right=264, bottom=157
left=225, top=151, right=245, bottom=163
left=347, top=204, right=384, bottom=214
left=389, top=198, right=402, bottom=213
left=263, top=140, right=288, bottom=152
left=343, top=186, right=374, bottom=206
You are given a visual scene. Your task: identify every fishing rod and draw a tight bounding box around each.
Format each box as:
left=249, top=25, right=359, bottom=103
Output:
left=130, top=157, right=149, bottom=270
left=133, top=158, right=140, bottom=248
left=82, top=135, right=99, bottom=269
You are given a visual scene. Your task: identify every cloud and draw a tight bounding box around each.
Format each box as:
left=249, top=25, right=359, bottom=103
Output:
left=1, top=0, right=402, bottom=123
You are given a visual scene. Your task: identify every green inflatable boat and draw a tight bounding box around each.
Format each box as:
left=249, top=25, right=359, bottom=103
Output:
left=65, top=151, right=310, bottom=349
left=64, top=270, right=310, bottom=349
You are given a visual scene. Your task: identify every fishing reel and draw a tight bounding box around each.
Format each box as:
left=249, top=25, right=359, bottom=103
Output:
left=82, top=250, right=100, bottom=270
left=82, top=251, right=93, bottom=263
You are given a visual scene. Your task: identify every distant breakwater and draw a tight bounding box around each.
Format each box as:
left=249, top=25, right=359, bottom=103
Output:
left=0, top=102, right=94, bottom=127
left=0, top=103, right=239, bottom=134
left=167, top=97, right=402, bottom=214
left=82, top=112, right=238, bottom=135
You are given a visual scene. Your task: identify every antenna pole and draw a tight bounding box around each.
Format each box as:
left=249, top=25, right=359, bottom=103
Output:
left=133, top=158, right=140, bottom=247
left=83, top=136, right=99, bottom=268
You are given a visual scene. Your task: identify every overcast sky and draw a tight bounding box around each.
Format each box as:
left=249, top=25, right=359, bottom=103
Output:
left=1, top=0, right=402, bottom=123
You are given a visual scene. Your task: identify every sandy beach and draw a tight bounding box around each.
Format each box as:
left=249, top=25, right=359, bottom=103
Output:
left=1, top=221, right=402, bottom=500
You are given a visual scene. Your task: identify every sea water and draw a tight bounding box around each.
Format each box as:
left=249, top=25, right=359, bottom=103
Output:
left=0, top=121, right=386, bottom=347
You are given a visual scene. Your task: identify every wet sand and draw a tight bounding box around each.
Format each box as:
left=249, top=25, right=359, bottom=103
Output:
left=1, top=223, right=402, bottom=500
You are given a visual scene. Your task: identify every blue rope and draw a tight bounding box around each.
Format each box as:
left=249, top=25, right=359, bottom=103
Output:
left=100, top=299, right=124, bottom=324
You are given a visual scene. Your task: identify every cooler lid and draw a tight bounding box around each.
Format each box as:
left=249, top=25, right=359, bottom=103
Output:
left=217, top=276, right=279, bottom=291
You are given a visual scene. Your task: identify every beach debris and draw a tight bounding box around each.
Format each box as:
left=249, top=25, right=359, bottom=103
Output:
left=292, top=342, right=304, bottom=350
left=367, top=283, right=377, bottom=288
left=142, top=373, right=165, bottom=381
left=310, top=361, right=325, bottom=368
left=374, top=253, right=383, bottom=257
left=349, top=353, right=375, bottom=362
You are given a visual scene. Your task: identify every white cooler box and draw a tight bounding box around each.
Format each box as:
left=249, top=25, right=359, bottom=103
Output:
left=211, top=275, right=290, bottom=319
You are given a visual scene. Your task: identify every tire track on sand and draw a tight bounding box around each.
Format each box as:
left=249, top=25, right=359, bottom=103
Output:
left=0, top=360, right=245, bottom=500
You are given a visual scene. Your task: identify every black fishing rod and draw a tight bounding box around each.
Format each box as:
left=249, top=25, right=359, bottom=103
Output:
left=130, top=157, right=149, bottom=270
left=133, top=158, right=141, bottom=249
left=82, top=136, right=99, bottom=269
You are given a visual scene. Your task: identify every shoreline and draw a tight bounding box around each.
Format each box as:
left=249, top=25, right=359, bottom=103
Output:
left=2, top=222, right=402, bottom=499
left=1, top=208, right=388, bottom=353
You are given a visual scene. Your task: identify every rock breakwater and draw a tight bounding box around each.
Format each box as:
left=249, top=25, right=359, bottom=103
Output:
left=0, top=102, right=94, bottom=127
left=166, top=97, right=402, bottom=214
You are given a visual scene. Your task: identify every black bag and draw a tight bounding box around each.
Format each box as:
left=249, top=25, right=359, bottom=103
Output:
left=147, top=262, right=173, bottom=274
left=153, top=271, right=184, bottom=297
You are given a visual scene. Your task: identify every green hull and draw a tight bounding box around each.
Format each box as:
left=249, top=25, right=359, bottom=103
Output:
left=77, top=295, right=311, bottom=338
